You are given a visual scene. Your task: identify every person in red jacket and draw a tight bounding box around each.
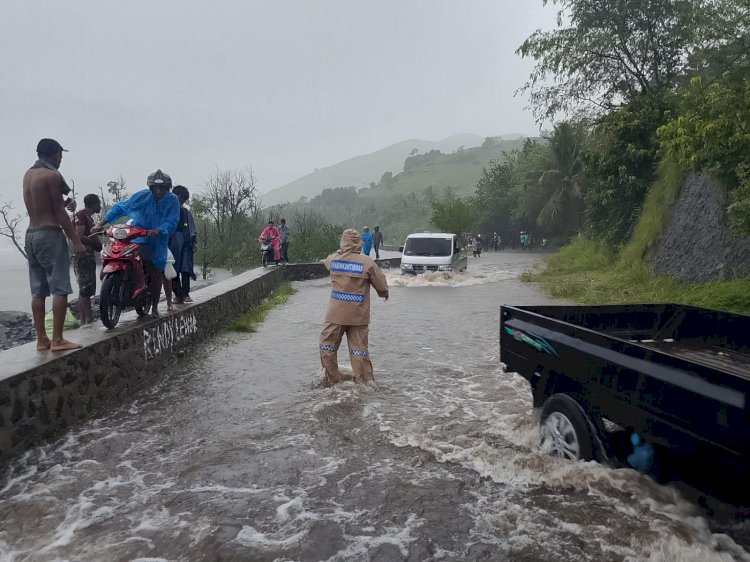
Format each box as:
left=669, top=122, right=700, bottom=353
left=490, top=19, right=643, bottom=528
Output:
left=319, top=229, right=389, bottom=385
left=258, top=220, right=281, bottom=264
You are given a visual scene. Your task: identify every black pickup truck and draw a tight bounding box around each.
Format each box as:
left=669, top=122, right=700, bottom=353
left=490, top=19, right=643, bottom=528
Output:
left=500, top=303, right=750, bottom=498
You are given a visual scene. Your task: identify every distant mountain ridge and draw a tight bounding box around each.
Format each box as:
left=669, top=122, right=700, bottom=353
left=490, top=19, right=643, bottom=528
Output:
left=262, top=133, right=495, bottom=206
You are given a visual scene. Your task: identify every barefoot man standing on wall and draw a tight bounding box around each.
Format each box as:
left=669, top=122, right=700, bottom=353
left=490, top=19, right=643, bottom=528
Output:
left=23, top=138, right=86, bottom=351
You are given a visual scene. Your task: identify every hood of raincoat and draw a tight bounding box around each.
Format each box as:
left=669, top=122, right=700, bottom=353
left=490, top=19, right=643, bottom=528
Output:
left=339, top=228, right=362, bottom=253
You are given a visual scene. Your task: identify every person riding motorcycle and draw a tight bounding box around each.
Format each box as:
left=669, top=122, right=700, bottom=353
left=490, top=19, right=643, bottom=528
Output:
left=258, top=220, right=281, bottom=265
left=93, top=169, right=180, bottom=317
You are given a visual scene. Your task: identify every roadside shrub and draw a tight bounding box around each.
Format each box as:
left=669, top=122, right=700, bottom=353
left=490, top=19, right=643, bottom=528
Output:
left=228, top=285, right=297, bottom=332
left=544, top=236, right=614, bottom=275
left=620, top=159, right=686, bottom=266
left=291, top=224, right=344, bottom=262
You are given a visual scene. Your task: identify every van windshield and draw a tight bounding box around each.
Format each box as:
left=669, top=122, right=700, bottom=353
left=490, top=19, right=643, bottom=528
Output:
left=403, top=237, right=453, bottom=257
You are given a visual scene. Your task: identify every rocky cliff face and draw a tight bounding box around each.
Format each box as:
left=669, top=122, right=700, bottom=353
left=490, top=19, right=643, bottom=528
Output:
left=0, top=311, right=34, bottom=351
left=652, top=172, right=750, bottom=282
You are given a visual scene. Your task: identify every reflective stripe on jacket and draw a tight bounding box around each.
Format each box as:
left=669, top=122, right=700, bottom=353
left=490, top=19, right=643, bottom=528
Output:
left=324, top=229, right=389, bottom=326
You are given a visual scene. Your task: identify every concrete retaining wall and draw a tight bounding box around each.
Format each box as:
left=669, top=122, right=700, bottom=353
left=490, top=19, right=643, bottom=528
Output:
left=652, top=172, right=750, bottom=282
left=0, top=257, right=399, bottom=466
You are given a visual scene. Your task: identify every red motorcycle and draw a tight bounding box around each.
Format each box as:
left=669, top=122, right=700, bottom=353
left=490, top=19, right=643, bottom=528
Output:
left=98, top=224, right=152, bottom=328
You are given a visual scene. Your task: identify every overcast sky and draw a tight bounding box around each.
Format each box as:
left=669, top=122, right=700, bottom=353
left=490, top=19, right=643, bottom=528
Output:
left=0, top=0, right=556, bottom=210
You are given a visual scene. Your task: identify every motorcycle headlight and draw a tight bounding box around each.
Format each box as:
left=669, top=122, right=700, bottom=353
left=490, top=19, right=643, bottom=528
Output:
left=112, top=227, right=129, bottom=240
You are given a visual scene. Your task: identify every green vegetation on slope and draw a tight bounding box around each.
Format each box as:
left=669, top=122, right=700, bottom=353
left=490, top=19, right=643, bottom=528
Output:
left=263, top=134, right=486, bottom=205
left=509, top=0, right=749, bottom=314
left=268, top=138, right=529, bottom=243
left=527, top=237, right=750, bottom=314
left=227, top=285, right=297, bottom=333
left=619, top=160, right=685, bottom=266
left=359, top=138, right=527, bottom=200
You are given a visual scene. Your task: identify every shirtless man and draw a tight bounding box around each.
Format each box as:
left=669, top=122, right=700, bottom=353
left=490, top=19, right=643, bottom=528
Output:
left=23, top=138, right=86, bottom=351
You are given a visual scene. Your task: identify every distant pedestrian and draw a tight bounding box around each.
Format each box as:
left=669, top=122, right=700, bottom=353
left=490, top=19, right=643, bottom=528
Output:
left=361, top=226, right=373, bottom=256
left=372, top=224, right=384, bottom=259
left=72, top=194, right=102, bottom=324
left=23, top=138, right=87, bottom=351
left=319, top=229, right=389, bottom=385
left=279, top=218, right=290, bottom=264
left=472, top=236, right=482, bottom=257
left=520, top=231, right=528, bottom=252
left=169, top=185, right=197, bottom=304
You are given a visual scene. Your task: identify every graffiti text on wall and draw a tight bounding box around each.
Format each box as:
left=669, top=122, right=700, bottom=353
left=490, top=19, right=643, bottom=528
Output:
left=143, top=312, right=198, bottom=360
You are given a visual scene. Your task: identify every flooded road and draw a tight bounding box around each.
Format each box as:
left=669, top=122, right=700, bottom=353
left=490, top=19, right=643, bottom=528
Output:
left=1, top=252, right=749, bottom=562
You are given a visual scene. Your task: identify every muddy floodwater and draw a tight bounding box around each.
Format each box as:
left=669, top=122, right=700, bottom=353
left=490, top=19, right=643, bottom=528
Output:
left=1, top=252, right=749, bottom=562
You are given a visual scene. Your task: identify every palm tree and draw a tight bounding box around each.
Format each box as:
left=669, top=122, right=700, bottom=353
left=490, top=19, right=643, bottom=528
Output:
left=536, top=122, right=585, bottom=234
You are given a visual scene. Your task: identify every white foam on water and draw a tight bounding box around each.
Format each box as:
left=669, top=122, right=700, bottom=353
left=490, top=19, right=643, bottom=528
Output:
left=323, top=513, right=425, bottom=562
left=183, top=484, right=268, bottom=495
left=234, top=526, right=308, bottom=549
left=367, top=356, right=750, bottom=561
left=461, top=485, right=750, bottom=562
left=386, top=268, right=517, bottom=288
left=631, top=533, right=750, bottom=562
left=0, top=414, right=219, bottom=561
left=302, top=456, right=348, bottom=487
left=276, top=496, right=306, bottom=522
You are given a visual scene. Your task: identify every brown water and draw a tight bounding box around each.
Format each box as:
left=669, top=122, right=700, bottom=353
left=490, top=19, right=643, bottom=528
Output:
left=1, top=252, right=749, bottom=562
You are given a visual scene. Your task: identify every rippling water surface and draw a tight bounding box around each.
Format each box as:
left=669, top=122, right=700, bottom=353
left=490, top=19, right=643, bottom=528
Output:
left=1, top=252, right=749, bottom=562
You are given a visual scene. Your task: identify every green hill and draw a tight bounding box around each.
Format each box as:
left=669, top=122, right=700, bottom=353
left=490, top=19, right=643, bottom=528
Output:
left=261, top=133, right=487, bottom=205
left=271, top=136, right=532, bottom=242
left=358, top=137, right=528, bottom=200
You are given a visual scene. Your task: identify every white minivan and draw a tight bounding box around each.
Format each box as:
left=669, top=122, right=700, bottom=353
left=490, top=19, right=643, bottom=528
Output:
left=400, top=232, right=467, bottom=274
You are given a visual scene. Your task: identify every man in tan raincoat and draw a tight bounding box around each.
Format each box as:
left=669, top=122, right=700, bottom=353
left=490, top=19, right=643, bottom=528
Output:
left=320, top=229, right=389, bottom=385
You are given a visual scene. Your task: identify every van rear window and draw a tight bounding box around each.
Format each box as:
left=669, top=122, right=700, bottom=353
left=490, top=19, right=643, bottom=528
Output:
left=404, top=238, right=452, bottom=256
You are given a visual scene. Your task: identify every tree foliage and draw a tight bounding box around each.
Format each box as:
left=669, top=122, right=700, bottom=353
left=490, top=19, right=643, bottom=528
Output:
left=97, top=176, right=129, bottom=215
left=729, top=166, right=750, bottom=236
left=189, top=168, right=264, bottom=274
left=658, top=71, right=750, bottom=234
left=517, top=0, right=729, bottom=121
left=475, top=158, right=520, bottom=242
left=582, top=92, right=674, bottom=243
left=429, top=198, right=477, bottom=240
left=657, top=75, right=750, bottom=185
left=0, top=202, right=27, bottom=259
left=534, top=122, right=585, bottom=233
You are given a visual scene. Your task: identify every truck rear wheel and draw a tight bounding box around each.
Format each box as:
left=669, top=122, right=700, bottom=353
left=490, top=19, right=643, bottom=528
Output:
left=540, top=394, right=596, bottom=461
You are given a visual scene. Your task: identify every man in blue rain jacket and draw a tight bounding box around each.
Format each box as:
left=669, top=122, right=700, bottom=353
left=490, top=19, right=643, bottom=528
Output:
left=94, top=169, right=180, bottom=317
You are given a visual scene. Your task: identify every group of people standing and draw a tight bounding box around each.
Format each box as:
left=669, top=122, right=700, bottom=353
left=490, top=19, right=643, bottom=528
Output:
left=359, top=225, right=384, bottom=258
left=21, top=136, right=391, bottom=387
left=22, top=137, right=197, bottom=352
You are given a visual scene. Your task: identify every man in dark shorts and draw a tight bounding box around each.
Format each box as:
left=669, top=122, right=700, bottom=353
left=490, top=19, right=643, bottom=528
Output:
left=73, top=194, right=102, bottom=324
left=23, top=138, right=87, bottom=351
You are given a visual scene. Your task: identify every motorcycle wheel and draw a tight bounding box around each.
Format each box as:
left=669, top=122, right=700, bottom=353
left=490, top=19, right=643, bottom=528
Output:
left=262, top=252, right=268, bottom=268
left=100, top=272, right=124, bottom=329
